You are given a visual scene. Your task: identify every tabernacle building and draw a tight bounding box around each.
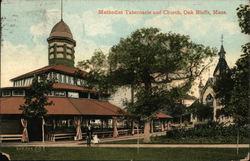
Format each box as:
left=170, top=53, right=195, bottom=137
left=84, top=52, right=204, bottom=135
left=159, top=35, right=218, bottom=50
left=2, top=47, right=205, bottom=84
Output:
left=0, top=19, right=124, bottom=142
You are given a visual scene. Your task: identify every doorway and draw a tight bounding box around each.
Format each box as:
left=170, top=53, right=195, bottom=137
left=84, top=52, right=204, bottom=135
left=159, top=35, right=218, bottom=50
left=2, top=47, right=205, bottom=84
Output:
left=27, top=117, right=42, bottom=141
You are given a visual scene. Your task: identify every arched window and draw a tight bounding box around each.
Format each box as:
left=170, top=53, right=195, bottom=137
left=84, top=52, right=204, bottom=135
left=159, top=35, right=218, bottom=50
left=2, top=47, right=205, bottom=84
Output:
left=206, top=94, right=214, bottom=106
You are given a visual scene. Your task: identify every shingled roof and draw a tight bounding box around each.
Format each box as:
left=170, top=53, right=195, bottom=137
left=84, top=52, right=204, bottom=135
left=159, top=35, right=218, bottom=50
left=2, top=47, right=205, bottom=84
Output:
left=0, top=97, right=123, bottom=116
left=11, top=64, right=88, bottom=81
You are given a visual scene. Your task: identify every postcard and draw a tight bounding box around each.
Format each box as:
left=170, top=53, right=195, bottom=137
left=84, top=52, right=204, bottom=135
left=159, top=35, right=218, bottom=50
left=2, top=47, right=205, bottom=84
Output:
left=0, top=0, right=249, bottom=161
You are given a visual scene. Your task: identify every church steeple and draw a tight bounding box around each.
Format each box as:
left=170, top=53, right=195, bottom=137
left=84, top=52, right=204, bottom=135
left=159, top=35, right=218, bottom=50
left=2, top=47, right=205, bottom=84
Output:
left=213, top=35, right=229, bottom=77
left=218, top=35, right=226, bottom=59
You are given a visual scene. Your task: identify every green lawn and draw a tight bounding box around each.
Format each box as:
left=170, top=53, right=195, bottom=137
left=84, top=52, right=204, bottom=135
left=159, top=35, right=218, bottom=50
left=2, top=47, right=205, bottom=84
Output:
left=0, top=147, right=248, bottom=161
left=104, top=136, right=249, bottom=144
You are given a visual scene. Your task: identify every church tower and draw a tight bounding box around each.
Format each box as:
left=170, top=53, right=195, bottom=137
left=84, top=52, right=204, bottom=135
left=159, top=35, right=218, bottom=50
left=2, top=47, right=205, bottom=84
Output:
left=213, top=35, right=229, bottom=77
left=47, top=20, right=76, bottom=67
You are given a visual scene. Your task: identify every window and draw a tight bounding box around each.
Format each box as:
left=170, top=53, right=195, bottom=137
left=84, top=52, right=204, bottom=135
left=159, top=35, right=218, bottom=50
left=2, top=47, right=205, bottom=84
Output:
left=52, top=72, right=57, bottom=79
left=61, top=74, right=65, bottom=83
left=206, top=94, right=214, bottom=107
left=12, top=90, right=25, bottom=96
left=58, top=74, right=62, bottom=83
left=79, top=92, right=88, bottom=98
left=20, top=79, right=24, bottom=86
left=2, top=90, right=11, bottom=96
left=24, top=78, right=32, bottom=86
left=90, top=93, right=99, bottom=99
left=48, top=91, right=54, bottom=96
left=63, top=75, right=67, bottom=83
left=71, top=77, right=75, bottom=85
left=68, top=92, right=79, bottom=98
left=68, top=76, right=73, bottom=84
left=77, top=79, right=81, bottom=86
left=54, top=91, right=66, bottom=97
left=65, top=75, right=69, bottom=84
left=80, top=79, right=85, bottom=86
left=56, top=73, right=60, bottom=82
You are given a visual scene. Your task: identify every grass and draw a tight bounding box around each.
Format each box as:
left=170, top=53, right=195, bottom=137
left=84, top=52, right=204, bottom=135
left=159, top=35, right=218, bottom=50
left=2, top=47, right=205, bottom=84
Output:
left=0, top=147, right=249, bottom=161
left=104, top=136, right=249, bottom=144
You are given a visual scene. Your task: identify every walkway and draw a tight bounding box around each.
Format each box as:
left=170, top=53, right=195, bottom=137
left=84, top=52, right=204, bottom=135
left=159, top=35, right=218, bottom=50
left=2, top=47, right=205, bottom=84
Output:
left=0, top=132, right=248, bottom=148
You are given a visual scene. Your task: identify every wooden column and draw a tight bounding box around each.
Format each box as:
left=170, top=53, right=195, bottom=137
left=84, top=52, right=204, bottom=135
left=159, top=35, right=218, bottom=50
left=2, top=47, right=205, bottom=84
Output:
left=113, top=117, right=118, bottom=137
left=53, top=119, right=56, bottom=129
left=161, top=120, right=165, bottom=132
left=101, top=119, right=104, bottom=129
left=105, top=119, right=109, bottom=128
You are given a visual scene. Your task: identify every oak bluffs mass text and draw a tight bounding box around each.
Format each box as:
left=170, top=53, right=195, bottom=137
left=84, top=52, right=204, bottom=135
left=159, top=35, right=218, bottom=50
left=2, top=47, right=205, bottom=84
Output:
left=98, top=9, right=227, bottom=15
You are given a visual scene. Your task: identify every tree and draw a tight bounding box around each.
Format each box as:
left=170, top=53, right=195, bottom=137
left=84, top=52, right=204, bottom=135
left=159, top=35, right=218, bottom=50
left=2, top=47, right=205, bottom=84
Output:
left=19, top=74, right=54, bottom=142
left=19, top=74, right=54, bottom=118
left=236, top=4, right=250, bottom=35
left=188, top=102, right=213, bottom=121
left=108, top=28, right=216, bottom=142
left=77, top=50, right=116, bottom=94
left=214, top=4, right=249, bottom=126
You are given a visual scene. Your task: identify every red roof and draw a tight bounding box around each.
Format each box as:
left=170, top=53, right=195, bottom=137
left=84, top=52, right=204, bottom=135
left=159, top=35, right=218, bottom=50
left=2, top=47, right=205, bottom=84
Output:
left=156, top=112, right=172, bottom=119
left=11, top=64, right=88, bottom=81
left=53, top=83, right=98, bottom=93
left=0, top=97, right=122, bottom=116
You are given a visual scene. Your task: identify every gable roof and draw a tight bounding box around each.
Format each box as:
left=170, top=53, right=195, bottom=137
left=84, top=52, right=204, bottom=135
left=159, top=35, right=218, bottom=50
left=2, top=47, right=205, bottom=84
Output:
left=155, top=112, right=172, bottom=119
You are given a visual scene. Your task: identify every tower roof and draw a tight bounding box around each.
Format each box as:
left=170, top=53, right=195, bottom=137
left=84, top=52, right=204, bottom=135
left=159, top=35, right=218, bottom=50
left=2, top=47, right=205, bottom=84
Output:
left=213, top=45, right=229, bottom=76
left=218, top=45, right=226, bottom=58
left=48, top=20, right=73, bottom=40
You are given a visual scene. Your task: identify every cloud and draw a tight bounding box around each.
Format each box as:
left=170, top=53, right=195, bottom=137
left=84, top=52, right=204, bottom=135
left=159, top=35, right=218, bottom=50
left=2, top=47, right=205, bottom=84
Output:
left=82, top=10, right=114, bottom=36
left=1, top=41, right=47, bottom=87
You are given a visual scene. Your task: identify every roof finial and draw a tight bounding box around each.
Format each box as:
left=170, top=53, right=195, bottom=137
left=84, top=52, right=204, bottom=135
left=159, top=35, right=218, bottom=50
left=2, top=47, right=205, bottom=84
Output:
left=61, top=0, right=63, bottom=20
left=221, top=34, right=223, bottom=46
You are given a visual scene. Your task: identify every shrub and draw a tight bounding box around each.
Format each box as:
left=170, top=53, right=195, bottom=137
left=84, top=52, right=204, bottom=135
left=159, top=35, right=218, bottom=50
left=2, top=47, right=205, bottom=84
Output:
left=166, top=122, right=248, bottom=139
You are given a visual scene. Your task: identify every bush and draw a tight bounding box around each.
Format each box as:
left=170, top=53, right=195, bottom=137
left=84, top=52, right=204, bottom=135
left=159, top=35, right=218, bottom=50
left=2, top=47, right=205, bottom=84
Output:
left=166, top=122, right=248, bottom=139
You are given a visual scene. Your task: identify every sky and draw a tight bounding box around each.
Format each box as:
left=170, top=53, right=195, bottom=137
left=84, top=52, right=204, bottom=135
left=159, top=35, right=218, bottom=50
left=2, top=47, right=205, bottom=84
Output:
left=1, top=0, right=249, bottom=105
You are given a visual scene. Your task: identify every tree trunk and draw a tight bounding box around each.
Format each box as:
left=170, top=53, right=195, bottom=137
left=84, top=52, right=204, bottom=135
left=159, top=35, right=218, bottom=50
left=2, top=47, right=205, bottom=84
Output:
left=180, top=115, right=182, bottom=128
left=131, top=120, right=135, bottom=135
left=150, top=120, right=154, bottom=133
left=143, top=120, right=151, bottom=143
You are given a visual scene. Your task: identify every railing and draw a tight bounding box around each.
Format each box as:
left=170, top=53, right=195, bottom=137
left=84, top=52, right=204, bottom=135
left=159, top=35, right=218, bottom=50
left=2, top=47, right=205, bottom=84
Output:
left=93, top=131, right=113, bottom=138
left=0, top=134, right=22, bottom=142
left=49, top=133, right=75, bottom=141
left=49, top=129, right=144, bottom=141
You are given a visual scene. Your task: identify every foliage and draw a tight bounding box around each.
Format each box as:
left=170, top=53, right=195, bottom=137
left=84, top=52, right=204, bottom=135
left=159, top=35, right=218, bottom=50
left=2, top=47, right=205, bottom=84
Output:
left=108, top=27, right=216, bottom=119
left=236, top=4, right=250, bottom=35
left=77, top=50, right=116, bottom=94
left=188, top=102, right=213, bottom=121
left=166, top=122, right=248, bottom=139
left=19, top=74, right=54, bottom=118
left=124, top=87, right=169, bottom=119
left=213, top=4, right=249, bottom=126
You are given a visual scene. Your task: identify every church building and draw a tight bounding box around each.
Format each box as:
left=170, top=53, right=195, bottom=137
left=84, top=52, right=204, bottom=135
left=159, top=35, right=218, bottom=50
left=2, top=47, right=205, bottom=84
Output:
left=195, top=37, right=232, bottom=124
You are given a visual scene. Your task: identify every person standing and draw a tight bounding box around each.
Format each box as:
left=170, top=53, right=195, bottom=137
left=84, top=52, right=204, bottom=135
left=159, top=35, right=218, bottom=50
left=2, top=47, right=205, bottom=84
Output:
left=86, top=125, right=93, bottom=147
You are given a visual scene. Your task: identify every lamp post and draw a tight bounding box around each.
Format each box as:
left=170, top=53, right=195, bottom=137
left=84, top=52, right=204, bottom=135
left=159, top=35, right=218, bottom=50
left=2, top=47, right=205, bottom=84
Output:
left=137, top=122, right=140, bottom=154
left=42, top=116, right=45, bottom=143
